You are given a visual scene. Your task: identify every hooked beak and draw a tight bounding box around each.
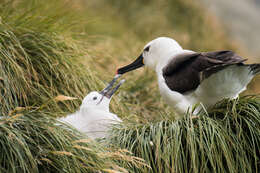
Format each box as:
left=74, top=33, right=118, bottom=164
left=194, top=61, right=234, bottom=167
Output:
left=99, top=75, right=125, bottom=98
left=117, top=54, right=144, bottom=75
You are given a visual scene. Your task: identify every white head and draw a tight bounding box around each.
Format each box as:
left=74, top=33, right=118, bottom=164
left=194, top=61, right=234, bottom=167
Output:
left=117, top=37, right=183, bottom=74
left=81, top=91, right=110, bottom=112
left=80, top=78, right=125, bottom=112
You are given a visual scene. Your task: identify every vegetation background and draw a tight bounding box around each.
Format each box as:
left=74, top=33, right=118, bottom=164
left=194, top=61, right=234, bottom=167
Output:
left=202, top=0, right=260, bottom=57
left=0, top=0, right=259, bottom=172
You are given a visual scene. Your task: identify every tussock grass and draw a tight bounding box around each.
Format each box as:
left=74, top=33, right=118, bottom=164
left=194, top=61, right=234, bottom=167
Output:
left=1, top=0, right=259, bottom=172
left=108, top=96, right=260, bottom=173
left=84, top=0, right=247, bottom=120
left=0, top=0, right=102, bottom=115
left=0, top=1, right=148, bottom=172
left=0, top=108, right=145, bottom=173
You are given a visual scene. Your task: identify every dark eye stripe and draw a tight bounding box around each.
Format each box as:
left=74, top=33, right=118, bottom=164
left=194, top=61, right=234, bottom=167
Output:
left=93, top=97, right=97, bottom=100
left=144, top=46, right=150, bottom=52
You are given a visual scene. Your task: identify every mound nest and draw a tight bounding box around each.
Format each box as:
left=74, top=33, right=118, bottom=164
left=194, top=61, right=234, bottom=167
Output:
left=109, top=96, right=260, bottom=173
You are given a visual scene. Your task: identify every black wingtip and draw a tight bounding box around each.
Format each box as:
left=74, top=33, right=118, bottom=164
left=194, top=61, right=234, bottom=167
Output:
left=250, top=64, right=260, bottom=75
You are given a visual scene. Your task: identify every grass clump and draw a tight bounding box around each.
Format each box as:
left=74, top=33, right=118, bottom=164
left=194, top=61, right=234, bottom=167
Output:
left=108, top=96, right=260, bottom=173
left=0, top=0, right=100, bottom=115
left=0, top=107, right=146, bottom=173
left=0, top=0, right=142, bottom=172
left=1, top=0, right=259, bottom=172
left=83, top=0, right=245, bottom=121
left=0, top=2, right=147, bottom=172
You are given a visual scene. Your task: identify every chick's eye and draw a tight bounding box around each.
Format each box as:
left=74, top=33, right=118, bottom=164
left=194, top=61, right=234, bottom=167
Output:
left=93, top=96, right=97, bottom=100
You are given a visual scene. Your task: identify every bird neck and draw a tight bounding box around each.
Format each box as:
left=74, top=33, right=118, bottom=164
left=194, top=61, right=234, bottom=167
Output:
left=155, top=49, right=194, bottom=74
left=155, top=50, right=178, bottom=74
left=80, top=105, right=110, bottom=113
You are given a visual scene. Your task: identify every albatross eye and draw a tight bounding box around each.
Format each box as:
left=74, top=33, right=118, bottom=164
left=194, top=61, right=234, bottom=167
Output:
left=93, top=96, right=97, bottom=100
left=144, top=46, right=150, bottom=52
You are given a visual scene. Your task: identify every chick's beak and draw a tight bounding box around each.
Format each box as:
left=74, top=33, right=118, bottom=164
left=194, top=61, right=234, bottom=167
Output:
left=100, top=75, right=125, bottom=98
left=117, top=54, right=144, bottom=75
left=105, top=79, right=125, bottom=98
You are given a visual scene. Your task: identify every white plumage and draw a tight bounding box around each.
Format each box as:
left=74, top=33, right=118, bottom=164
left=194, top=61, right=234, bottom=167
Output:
left=157, top=63, right=254, bottom=115
left=59, top=78, right=124, bottom=139
left=117, top=37, right=260, bottom=117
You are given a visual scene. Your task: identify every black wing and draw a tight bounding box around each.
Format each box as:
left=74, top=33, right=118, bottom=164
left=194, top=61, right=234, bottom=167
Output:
left=162, top=50, right=246, bottom=94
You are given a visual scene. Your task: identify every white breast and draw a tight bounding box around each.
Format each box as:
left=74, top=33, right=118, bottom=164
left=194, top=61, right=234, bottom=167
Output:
left=157, top=73, right=196, bottom=116
left=58, top=109, right=121, bottom=139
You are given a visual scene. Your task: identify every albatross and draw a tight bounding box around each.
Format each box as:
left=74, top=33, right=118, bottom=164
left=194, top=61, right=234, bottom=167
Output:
left=59, top=77, right=124, bottom=139
left=116, top=37, right=260, bottom=116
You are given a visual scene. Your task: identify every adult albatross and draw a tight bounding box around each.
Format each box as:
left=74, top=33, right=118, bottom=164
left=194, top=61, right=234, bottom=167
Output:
left=116, top=37, right=260, bottom=116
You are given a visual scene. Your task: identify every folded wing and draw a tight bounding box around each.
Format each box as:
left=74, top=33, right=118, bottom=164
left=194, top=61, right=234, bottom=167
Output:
left=162, top=50, right=246, bottom=94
